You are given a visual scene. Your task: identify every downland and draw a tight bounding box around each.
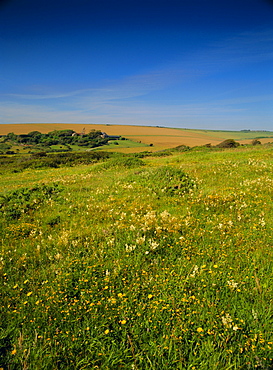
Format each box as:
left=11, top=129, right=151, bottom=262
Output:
left=1, top=125, right=273, bottom=369
left=1, top=123, right=273, bottom=153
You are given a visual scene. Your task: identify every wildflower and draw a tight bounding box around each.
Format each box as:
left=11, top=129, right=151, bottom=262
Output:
left=104, top=329, right=110, bottom=334
left=55, top=253, right=61, bottom=260
left=26, top=292, right=32, bottom=297
left=197, top=327, right=203, bottom=333
left=125, top=244, right=136, bottom=252
left=252, top=309, right=258, bottom=320
left=222, top=313, right=233, bottom=328
left=148, top=294, right=153, bottom=299
left=149, top=239, right=159, bottom=250
left=11, top=349, right=16, bottom=355
left=190, top=265, right=199, bottom=277
left=227, top=280, right=238, bottom=289
left=233, top=325, right=239, bottom=331
left=107, top=238, right=115, bottom=246
left=259, top=218, right=266, bottom=227
left=136, top=236, right=145, bottom=245
left=160, top=210, right=171, bottom=221
left=120, top=320, right=127, bottom=325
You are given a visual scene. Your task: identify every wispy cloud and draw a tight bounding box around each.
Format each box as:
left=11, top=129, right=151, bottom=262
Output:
left=2, top=89, right=90, bottom=100
left=2, top=66, right=195, bottom=103
left=185, top=29, right=273, bottom=73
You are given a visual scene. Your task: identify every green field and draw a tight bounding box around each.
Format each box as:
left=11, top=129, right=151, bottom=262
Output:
left=1, top=144, right=273, bottom=369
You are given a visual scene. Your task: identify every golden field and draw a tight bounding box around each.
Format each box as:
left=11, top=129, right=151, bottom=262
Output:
left=0, top=123, right=272, bottom=151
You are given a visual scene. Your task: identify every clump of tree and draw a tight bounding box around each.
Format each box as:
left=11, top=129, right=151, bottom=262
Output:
left=216, top=139, right=240, bottom=148
left=1, top=129, right=117, bottom=152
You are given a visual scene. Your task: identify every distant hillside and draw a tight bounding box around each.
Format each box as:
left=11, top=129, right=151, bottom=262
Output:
left=1, top=124, right=273, bottom=152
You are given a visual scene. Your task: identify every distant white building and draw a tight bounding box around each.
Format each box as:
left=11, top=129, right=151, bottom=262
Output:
left=101, top=132, right=121, bottom=140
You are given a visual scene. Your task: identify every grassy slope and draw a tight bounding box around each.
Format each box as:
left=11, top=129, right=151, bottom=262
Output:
left=1, top=145, right=273, bottom=369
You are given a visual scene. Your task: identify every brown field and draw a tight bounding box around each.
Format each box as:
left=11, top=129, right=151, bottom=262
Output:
left=0, top=123, right=272, bottom=151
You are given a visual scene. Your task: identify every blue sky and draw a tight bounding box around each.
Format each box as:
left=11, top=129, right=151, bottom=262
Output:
left=1, top=0, right=273, bottom=130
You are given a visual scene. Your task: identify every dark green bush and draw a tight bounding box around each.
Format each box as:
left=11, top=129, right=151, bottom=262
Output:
left=216, top=139, right=240, bottom=148
left=0, top=151, right=111, bottom=173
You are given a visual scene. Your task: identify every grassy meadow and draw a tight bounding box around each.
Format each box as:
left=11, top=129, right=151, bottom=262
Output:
left=1, top=141, right=273, bottom=369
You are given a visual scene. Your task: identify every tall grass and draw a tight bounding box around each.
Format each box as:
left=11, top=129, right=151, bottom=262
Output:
left=1, top=146, right=273, bottom=369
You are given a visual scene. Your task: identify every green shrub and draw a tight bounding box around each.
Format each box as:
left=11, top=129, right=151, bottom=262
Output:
left=251, top=139, right=261, bottom=145
left=216, top=139, right=240, bottom=148
left=101, top=156, right=146, bottom=169
left=0, top=183, right=63, bottom=220
left=129, top=165, right=196, bottom=196
left=173, top=144, right=191, bottom=152
left=0, top=151, right=112, bottom=173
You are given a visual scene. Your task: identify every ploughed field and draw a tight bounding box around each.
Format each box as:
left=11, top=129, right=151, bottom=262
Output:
left=1, top=143, right=273, bottom=369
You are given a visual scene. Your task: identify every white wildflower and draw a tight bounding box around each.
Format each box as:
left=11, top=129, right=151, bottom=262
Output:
left=136, top=236, right=146, bottom=245
left=227, top=280, right=238, bottom=289
left=125, top=244, right=136, bottom=252
left=190, top=265, right=199, bottom=278
left=252, top=309, right=258, bottom=320
left=107, top=238, right=115, bottom=246
left=259, top=218, right=266, bottom=227
left=160, top=210, right=171, bottom=221
left=55, top=253, right=62, bottom=260
left=149, top=239, right=159, bottom=250
left=221, top=313, right=233, bottom=328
